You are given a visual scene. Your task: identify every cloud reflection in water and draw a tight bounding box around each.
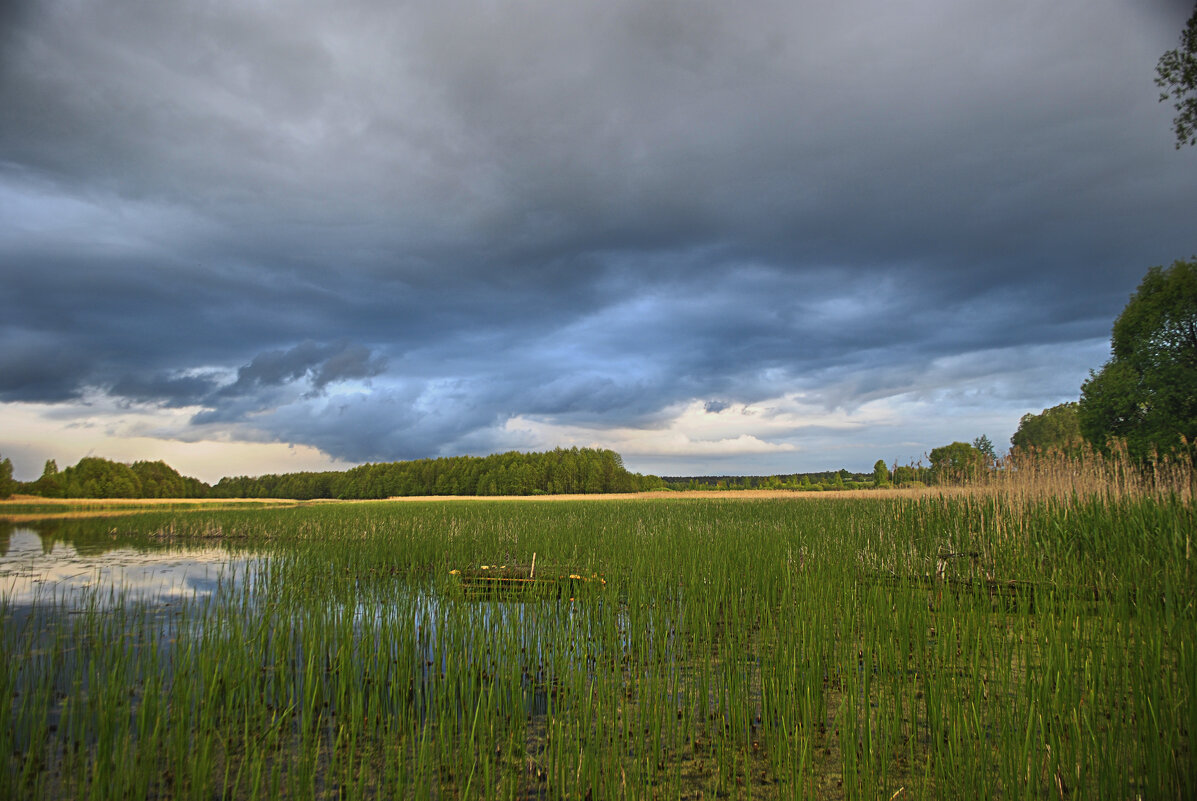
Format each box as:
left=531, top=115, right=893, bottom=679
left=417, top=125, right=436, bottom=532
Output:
left=0, top=529, right=253, bottom=607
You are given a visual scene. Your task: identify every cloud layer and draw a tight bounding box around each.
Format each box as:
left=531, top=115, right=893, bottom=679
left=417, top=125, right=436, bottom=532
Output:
left=1, top=0, right=1194, bottom=479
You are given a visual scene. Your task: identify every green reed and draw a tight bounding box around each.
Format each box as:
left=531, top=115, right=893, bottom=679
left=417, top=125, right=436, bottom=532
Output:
left=1, top=492, right=1193, bottom=798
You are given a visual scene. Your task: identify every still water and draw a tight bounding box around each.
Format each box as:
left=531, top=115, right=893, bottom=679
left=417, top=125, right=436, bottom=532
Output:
left=0, top=526, right=253, bottom=607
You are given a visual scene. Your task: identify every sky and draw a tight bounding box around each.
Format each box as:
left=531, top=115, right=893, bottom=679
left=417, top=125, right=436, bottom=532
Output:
left=1, top=0, right=1195, bottom=484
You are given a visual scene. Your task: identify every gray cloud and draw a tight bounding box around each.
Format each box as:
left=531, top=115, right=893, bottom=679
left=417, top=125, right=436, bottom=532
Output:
left=311, top=344, right=386, bottom=389
left=109, top=373, right=222, bottom=408
left=215, top=341, right=386, bottom=398
left=0, top=332, right=91, bottom=402
left=1, top=0, right=1194, bottom=471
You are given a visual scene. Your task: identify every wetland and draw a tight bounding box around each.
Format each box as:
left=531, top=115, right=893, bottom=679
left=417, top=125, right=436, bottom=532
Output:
left=1, top=493, right=1193, bottom=799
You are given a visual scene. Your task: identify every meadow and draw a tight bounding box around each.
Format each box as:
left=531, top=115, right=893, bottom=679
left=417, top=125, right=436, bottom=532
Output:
left=1, top=473, right=1193, bottom=799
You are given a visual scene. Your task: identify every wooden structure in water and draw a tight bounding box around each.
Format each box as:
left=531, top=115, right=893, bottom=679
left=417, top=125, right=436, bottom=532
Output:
left=449, top=553, right=606, bottom=600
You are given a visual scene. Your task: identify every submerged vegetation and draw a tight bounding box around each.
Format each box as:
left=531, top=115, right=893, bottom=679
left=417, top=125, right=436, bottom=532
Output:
left=2, top=456, right=1193, bottom=799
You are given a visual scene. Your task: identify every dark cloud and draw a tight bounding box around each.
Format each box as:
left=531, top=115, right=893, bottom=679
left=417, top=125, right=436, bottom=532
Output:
left=109, top=373, right=222, bottom=408
left=101, top=341, right=388, bottom=433
left=0, top=333, right=90, bottom=402
left=1, top=1, right=1195, bottom=471
left=216, top=341, right=385, bottom=398
left=311, top=344, right=386, bottom=389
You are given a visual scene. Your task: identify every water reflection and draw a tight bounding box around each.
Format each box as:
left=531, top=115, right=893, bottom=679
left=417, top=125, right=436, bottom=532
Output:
left=1, top=518, right=185, bottom=558
left=0, top=527, right=254, bottom=606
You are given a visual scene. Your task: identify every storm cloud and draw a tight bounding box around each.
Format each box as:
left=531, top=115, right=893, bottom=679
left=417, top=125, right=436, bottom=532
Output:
left=1, top=0, right=1194, bottom=478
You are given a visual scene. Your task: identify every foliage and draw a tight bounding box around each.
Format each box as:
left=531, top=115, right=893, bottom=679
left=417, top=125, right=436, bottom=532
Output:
left=872, top=459, right=891, bottom=486
left=0, top=454, right=14, bottom=500
left=1156, top=3, right=1197, bottom=148
left=928, top=441, right=986, bottom=484
left=56, top=457, right=144, bottom=499
left=1010, top=402, right=1084, bottom=456
left=23, top=457, right=212, bottom=499
left=131, top=460, right=210, bottom=498
left=971, top=434, right=997, bottom=465
left=891, top=464, right=931, bottom=487
left=1079, top=259, right=1197, bottom=459
left=30, top=460, right=62, bottom=498
left=661, top=468, right=874, bottom=492
left=12, top=449, right=659, bottom=501
left=211, top=448, right=660, bottom=499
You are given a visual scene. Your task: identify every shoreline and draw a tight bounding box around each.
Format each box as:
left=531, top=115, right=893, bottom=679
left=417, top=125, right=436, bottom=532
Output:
left=2, top=486, right=946, bottom=511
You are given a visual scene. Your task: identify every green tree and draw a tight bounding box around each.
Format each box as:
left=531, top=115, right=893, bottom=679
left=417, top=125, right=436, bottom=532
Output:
left=59, top=457, right=143, bottom=498
left=131, top=460, right=190, bottom=498
left=1156, top=3, right=1197, bottom=148
left=1078, top=259, right=1197, bottom=458
left=872, top=459, right=891, bottom=487
left=0, top=454, right=15, bottom=499
left=1010, top=402, right=1084, bottom=456
left=928, top=442, right=985, bottom=485
left=891, top=464, right=929, bottom=487
left=972, top=435, right=997, bottom=465
left=32, top=459, right=63, bottom=498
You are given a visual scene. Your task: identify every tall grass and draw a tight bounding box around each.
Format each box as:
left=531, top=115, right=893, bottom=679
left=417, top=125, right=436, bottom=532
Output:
left=2, top=465, right=1193, bottom=799
left=975, top=442, right=1194, bottom=504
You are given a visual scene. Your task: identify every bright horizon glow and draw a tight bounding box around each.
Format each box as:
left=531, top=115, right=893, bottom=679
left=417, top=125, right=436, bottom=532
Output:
left=1, top=400, right=352, bottom=484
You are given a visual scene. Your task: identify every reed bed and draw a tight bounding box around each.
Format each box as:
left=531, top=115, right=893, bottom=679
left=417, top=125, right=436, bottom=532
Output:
left=2, top=487, right=1193, bottom=799
left=970, top=443, right=1195, bottom=505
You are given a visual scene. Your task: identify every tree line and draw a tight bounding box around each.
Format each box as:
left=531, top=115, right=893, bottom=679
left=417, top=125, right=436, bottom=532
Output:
left=10, top=458, right=210, bottom=500
left=211, top=448, right=661, bottom=499
left=0, top=448, right=664, bottom=501
left=661, top=467, right=930, bottom=492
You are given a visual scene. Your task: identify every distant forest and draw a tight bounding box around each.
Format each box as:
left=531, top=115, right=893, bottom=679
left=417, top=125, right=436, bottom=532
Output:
left=1, top=447, right=940, bottom=501
left=11, top=448, right=663, bottom=500
left=662, top=466, right=931, bottom=492
left=213, top=448, right=659, bottom=499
